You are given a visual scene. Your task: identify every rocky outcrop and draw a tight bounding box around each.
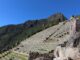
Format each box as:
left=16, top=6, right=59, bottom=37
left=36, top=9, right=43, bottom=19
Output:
left=54, top=46, right=80, bottom=60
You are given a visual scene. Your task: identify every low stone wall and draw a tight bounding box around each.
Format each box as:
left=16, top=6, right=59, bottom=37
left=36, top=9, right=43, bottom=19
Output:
left=28, top=50, right=54, bottom=60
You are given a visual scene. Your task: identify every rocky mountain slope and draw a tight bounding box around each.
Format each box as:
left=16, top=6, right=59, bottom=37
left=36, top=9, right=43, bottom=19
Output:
left=14, top=21, right=70, bottom=53
left=27, top=17, right=80, bottom=60
left=0, top=13, right=66, bottom=53
left=14, top=16, right=75, bottom=54
left=1, top=14, right=80, bottom=60
left=11, top=16, right=80, bottom=60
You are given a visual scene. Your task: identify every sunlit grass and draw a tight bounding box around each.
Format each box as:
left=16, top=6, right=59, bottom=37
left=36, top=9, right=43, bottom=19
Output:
left=0, top=51, right=28, bottom=60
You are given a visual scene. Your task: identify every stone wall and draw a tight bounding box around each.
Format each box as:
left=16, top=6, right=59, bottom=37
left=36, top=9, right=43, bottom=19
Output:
left=28, top=50, right=54, bottom=60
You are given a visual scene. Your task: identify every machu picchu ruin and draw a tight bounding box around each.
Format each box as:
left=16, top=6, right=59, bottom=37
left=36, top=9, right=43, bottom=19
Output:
left=0, top=15, right=80, bottom=60
left=12, top=16, right=80, bottom=60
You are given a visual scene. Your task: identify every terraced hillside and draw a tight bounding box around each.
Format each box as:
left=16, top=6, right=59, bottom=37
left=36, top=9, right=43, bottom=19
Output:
left=13, top=19, right=72, bottom=54
left=0, top=51, right=28, bottom=60
left=0, top=13, right=66, bottom=52
left=0, top=16, right=80, bottom=60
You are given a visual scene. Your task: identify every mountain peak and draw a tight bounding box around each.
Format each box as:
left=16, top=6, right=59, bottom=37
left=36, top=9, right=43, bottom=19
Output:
left=48, top=13, right=67, bottom=22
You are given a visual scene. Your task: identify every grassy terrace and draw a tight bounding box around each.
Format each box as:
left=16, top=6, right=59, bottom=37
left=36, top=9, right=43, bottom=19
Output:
left=0, top=51, right=28, bottom=60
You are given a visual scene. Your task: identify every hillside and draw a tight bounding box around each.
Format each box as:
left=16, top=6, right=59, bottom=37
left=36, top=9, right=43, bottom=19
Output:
left=0, top=15, right=80, bottom=60
left=0, top=13, right=66, bottom=53
left=27, top=16, right=80, bottom=60
left=13, top=20, right=70, bottom=54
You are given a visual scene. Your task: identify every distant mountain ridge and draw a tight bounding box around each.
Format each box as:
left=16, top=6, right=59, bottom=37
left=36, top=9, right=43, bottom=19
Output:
left=0, top=13, right=66, bottom=53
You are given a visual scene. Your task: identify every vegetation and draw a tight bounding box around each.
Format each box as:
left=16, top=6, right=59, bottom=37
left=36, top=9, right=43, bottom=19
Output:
left=0, top=13, right=67, bottom=53
left=0, top=51, right=28, bottom=60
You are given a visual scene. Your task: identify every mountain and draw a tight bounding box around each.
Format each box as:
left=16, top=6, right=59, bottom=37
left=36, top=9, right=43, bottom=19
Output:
left=27, top=16, right=80, bottom=60
left=0, top=13, right=66, bottom=53
left=0, top=14, right=80, bottom=60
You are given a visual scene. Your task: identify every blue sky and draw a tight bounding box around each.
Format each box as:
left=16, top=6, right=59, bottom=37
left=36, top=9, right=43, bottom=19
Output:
left=0, top=0, right=80, bottom=26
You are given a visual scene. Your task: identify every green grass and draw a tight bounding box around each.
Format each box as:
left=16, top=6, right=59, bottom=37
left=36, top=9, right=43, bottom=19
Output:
left=0, top=51, right=28, bottom=60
